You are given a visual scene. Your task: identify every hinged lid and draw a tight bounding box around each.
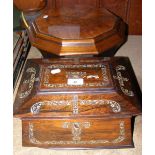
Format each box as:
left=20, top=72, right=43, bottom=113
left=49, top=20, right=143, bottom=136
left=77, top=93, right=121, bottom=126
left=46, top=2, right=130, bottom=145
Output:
left=13, top=57, right=141, bottom=119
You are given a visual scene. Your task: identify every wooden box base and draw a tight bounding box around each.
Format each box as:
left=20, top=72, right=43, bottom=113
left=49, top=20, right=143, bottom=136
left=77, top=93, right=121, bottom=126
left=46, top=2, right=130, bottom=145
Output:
left=22, top=117, right=133, bottom=149
left=14, top=57, right=141, bottom=149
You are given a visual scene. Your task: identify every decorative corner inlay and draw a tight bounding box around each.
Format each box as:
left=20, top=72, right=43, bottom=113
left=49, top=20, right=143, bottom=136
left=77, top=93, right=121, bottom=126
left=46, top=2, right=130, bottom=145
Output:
left=29, top=122, right=42, bottom=145
left=112, top=121, right=125, bottom=143
left=19, top=67, right=37, bottom=98
left=28, top=121, right=125, bottom=145
left=31, top=100, right=71, bottom=114
left=113, top=65, right=134, bottom=96
left=30, top=102, right=42, bottom=115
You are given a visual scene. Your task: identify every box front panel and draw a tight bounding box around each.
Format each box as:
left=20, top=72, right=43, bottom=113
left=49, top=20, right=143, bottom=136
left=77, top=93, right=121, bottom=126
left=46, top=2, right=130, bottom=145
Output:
left=22, top=118, right=132, bottom=148
left=29, top=93, right=136, bottom=117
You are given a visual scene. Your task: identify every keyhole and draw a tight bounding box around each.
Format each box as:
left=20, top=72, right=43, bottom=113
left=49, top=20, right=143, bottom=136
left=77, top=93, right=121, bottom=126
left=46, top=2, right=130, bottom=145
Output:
left=74, top=123, right=80, bottom=129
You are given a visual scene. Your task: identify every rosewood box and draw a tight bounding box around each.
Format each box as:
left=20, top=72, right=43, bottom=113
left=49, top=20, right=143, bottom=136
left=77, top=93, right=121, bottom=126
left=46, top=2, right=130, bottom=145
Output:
left=14, top=57, right=141, bottom=149
left=13, top=1, right=127, bottom=57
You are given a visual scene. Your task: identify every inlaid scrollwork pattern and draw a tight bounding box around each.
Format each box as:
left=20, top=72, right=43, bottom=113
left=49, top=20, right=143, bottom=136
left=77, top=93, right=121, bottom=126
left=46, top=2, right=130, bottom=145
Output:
left=30, top=96, right=121, bottom=114
left=19, top=67, right=36, bottom=98
left=28, top=121, right=125, bottom=145
left=43, top=64, right=110, bottom=88
left=113, top=65, right=134, bottom=96
left=31, top=100, right=71, bottom=114
left=66, top=72, right=87, bottom=79
left=48, top=64, right=105, bottom=69
left=80, top=100, right=121, bottom=113
left=72, top=95, right=79, bottom=114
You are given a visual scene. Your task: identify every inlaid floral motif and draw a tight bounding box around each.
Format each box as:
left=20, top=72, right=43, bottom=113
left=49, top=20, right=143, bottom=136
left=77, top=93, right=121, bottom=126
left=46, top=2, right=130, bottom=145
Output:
left=28, top=121, right=125, bottom=145
left=30, top=95, right=121, bottom=114
left=19, top=67, right=36, bottom=98
left=113, top=65, right=134, bottom=96
left=43, top=64, right=110, bottom=88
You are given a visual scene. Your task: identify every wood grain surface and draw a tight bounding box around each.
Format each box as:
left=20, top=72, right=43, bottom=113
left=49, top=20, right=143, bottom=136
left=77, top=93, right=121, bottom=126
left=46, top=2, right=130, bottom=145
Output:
left=22, top=118, right=132, bottom=148
left=14, top=0, right=141, bottom=34
left=14, top=57, right=141, bottom=118
left=13, top=0, right=47, bottom=13
left=22, top=6, right=126, bottom=56
left=13, top=56, right=141, bottom=149
left=13, top=35, right=142, bottom=154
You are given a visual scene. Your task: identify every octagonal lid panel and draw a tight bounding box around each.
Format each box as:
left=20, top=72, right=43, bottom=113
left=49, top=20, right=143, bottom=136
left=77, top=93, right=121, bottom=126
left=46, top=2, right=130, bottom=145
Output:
left=34, top=6, right=117, bottom=39
left=23, top=5, right=126, bottom=56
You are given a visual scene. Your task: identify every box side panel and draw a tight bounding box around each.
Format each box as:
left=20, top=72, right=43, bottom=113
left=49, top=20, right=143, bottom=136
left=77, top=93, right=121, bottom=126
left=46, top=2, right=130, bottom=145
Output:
left=22, top=117, right=132, bottom=148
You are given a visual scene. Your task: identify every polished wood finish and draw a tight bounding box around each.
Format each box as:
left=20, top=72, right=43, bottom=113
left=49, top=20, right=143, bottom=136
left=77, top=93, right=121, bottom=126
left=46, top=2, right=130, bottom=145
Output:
left=56, top=0, right=101, bottom=8
left=54, top=0, right=142, bottom=35
left=22, top=118, right=132, bottom=148
left=22, top=6, right=127, bottom=56
left=14, top=57, right=141, bottom=149
left=100, top=0, right=129, bottom=23
left=13, top=0, right=47, bottom=13
left=14, top=0, right=142, bottom=35
left=128, top=0, right=142, bottom=35
left=54, top=0, right=129, bottom=22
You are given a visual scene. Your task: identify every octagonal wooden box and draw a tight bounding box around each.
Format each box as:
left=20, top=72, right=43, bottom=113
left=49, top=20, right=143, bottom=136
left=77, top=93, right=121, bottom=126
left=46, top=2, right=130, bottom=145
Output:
left=15, top=3, right=127, bottom=57
left=14, top=57, right=141, bottom=149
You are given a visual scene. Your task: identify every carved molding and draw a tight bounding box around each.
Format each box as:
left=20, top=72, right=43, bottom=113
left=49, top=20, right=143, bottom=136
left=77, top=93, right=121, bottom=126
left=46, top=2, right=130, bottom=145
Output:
left=113, top=65, right=134, bottom=96
left=19, top=67, right=36, bottom=98
left=29, top=121, right=125, bottom=145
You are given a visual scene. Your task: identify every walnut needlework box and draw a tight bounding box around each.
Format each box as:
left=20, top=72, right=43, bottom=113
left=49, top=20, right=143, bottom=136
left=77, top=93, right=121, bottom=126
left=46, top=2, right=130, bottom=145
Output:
left=13, top=57, right=141, bottom=149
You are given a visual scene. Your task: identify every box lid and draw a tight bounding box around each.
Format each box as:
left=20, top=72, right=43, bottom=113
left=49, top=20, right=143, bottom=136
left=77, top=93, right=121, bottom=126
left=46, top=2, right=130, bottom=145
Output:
left=13, top=57, right=141, bottom=119
left=22, top=6, right=126, bottom=56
